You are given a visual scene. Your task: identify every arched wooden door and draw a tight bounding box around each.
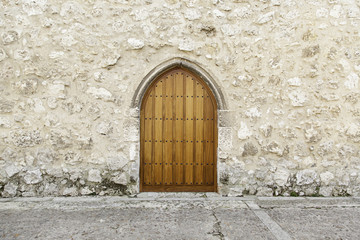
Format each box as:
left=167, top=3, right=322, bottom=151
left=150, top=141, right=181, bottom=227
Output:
left=140, top=67, right=217, bottom=192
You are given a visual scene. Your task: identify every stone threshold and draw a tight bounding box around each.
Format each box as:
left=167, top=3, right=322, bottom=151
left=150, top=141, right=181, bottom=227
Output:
left=0, top=194, right=359, bottom=203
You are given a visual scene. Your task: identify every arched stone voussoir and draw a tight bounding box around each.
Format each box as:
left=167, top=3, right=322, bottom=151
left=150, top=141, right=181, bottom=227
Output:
left=131, top=57, right=228, bottom=111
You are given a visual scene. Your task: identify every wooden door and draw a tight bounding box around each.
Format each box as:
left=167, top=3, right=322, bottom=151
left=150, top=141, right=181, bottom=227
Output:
left=140, top=68, right=217, bottom=192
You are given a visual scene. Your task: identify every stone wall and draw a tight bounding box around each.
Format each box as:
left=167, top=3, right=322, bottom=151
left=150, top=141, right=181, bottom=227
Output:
left=1, top=0, right=360, bottom=197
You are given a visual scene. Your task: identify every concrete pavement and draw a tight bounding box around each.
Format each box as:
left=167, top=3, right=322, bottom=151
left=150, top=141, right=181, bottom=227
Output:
left=1, top=193, right=360, bottom=240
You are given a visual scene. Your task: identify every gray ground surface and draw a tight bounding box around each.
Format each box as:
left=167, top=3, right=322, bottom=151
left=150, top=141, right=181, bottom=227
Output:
left=0, top=194, right=360, bottom=240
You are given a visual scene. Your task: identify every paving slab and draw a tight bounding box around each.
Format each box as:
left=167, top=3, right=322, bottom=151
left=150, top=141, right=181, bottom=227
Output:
left=0, top=208, right=217, bottom=240
left=215, top=209, right=277, bottom=240
left=266, top=208, right=360, bottom=240
left=1, top=196, right=360, bottom=240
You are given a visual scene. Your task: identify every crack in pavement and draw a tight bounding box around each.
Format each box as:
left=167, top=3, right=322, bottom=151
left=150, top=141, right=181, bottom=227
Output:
left=208, top=208, right=225, bottom=240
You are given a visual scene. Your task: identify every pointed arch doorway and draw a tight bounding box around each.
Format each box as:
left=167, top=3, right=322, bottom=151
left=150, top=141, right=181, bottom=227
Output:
left=140, top=67, right=218, bottom=192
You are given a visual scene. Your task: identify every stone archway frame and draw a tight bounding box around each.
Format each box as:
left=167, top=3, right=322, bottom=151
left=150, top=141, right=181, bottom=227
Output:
left=129, top=57, right=230, bottom=194
left=131, top=57, right=227, bottom=111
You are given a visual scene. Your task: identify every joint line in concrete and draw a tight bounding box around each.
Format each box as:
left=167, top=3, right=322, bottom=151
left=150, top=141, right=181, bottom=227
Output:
left=245, top=201, right=292, bottom=240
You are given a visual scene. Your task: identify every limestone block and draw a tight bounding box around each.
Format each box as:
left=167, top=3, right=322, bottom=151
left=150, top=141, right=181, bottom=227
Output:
left=2, top=31, right=18, bottom=45
left=256, top=187, right=273, bottom=196
left=100, top=51, right=121, bottom=68
left=2, top=182, right=18, bottom=197
left=242, top=142, right=258, bottom=156
left=48, top=82, right=65, bottom=97
left=43, top=183, right=58, bottom=195
left=129, top=144, right=137, bottom=161
left=212, top=9, right=225, bottom=18
left=320, top=171, right=335, bottom=186
left=273, top=169, right=290, bottom=186
left=237, top=122, right=252, bottom=140
left=304, top=127, right=322, bottom=143
left=259, top=124, right=272, bottom=137
left=33, top=98, right=46, bottom=113
left=263, top=141, right=283, bottom=156
left=296, top=169, right=318, bottom=186
left=107, top=155, right=128, bottom=171
left=0, top=100, right=14, bottom=113
left=256, top=11, right=274, bottom=24
left=184, top=8, right=202, bottom=20
left=123, top=119, right=139, bottom=142
left=330, top=5, right=342, bottom=18
left=47, top=97, right=58, bottom=109
left=178, top=39, right=195, bottom=52
left=62, top=187, right=78, bottom=196
left=44, top=114, right=59, bottom=127
left=220, top=24, right=236, bottom=36
left=60, top=1, right=85, bottom=18
left=288, top=90, right=307, bottom=107
left=130, top=8, right=149, bottom=21
left=1, top=148, right=17, bottom=162
left=11, top=130, right=42, bottom=147
left=316, top=8, right=329, bottom=18
left=228, top=7, right=253, bottom=19
left=245, top=107, right=262, bottom=119
left=319, top=186, right=333, bottom=197
left=344, top=72, right=359, bottom=90
left=127, top=38, right=144, bottom=50
left=49, top=129, right=72, bottom=149
left=0, top=117, right=12, bottom=128
left=62, top=97, right=84, bottom=114
left=287, top=77, right=302, bottom=86
left=96, top=121, right=113, bottom=135
left=318, top=141, right=333, bottom=157
left=86, top=87, right=113, bottom=102
left=302, top=45, right=320, bottom=58
left=346, top=6, right=360, bottom=18
left=80, top=187, right=94, bottom=195
left=49, top=51, right=64, bottom=59
left=5, top=165, right=21, bottom=178
left=219, top=110, right=232, bottom=127
left=88, top=169, right=102, bottom=183
left=111, top=172, right=127, bottom=185
left=14, top=49, right=30, bottom=61
left=0, top=48, right=7, bottom=62
left=295, top=156, right=315, bottom=168
left=219, top=127, right=233, bottom=151
left=64, top=151, right=82, bottom=166
left=24, top=169, right=43, bottom=185
left=36, top=148, right=55, bottom=165
left=76, top=136, right=93, bottom=150
left=22, top=0, right=48, bottom=16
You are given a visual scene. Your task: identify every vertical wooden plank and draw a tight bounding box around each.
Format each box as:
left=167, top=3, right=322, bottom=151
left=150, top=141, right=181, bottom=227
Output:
left=154, top=79, right=163, bottom=185
left=204, top=91, right=214, bottom=185
left=143, top=89, right=153, bottom=185
left=213, top=98, right=218, bottom=191
left=174, top=71, right=184, bottom=185
left=163, top=74, right=173, bottom=185
left=140, top=107, right=144, bottom=191
left=184, top=74, right=194, bottom=185
left=194, top=81, right=204, bottom=185
left=172, top=73, right=176, bottom=187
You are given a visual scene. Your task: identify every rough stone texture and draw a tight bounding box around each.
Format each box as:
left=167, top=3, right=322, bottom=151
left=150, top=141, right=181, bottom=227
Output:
left=87, top=169, right=102, bottom=183
left=0, top=0, right=360, bottom=197
left=24, top=169, right=43, bottom=185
